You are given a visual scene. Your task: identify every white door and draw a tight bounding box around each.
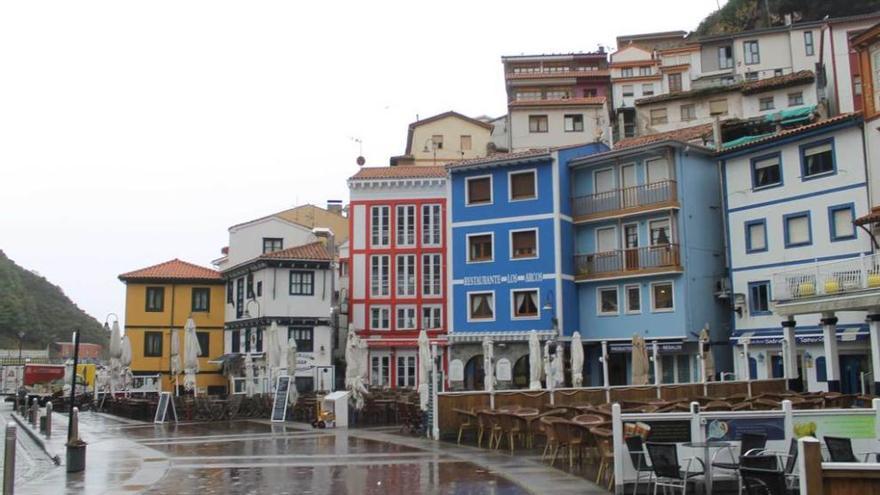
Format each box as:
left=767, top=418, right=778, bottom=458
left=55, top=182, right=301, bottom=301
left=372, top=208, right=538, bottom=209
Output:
left=646, top=158, right=670, bottom=184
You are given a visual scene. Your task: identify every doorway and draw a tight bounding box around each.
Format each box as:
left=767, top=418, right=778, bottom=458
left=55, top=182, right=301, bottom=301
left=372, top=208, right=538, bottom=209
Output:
left=840, top=354, right=867, bottom=394
left=464, top=355, right=485, bottom=391
left=623, top=223, right=639, bottom=270
left=608, top=353, right=627, bottom=385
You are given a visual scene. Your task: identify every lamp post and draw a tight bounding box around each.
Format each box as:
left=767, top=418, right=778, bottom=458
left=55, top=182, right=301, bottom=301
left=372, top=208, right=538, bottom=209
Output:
left=17, top=331, right=25, bottom=365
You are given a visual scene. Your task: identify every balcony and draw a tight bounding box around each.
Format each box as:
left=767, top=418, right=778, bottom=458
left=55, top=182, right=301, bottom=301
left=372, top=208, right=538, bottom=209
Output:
left=572, top=180, right=678, bottom=223
left=575, top=244, right=682, bottom=281
left=771, top=254, right=880, bottom=315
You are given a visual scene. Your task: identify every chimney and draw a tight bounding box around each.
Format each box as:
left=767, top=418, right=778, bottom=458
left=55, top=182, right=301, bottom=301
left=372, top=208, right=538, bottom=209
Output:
left=326, top=200, right=343, bottom=215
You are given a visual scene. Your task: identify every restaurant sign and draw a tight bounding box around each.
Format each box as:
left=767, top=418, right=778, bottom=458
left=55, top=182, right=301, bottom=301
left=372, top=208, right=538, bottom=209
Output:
left=462, top=272, right=545, bottom=286
left=609, top=342, right=683, bottom=353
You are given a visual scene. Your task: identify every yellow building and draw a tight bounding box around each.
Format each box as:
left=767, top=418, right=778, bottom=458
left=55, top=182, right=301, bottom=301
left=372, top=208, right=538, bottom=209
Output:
left=118, top=259, right=227, bottom=394
left=389, top=111, right=495, bottom=166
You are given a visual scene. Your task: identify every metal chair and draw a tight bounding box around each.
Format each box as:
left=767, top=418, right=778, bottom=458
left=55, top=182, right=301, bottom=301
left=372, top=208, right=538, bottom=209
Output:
left=625, top=436, right=654, bottom=495
left=740, top=466, right=788, bottom=495
left=823, top=435, right=880, bottom=462
left=645, top=442, right=704, bottom=495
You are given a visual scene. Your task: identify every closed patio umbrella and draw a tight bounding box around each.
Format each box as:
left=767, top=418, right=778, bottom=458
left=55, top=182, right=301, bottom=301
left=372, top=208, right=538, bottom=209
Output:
left=345, top=325, right=368, bottom=410
left=244, top=352, right=255, bottom=397
left=109, top=320, right=122, bottom=393
left=170, top=327, right=181, bottom=393
left=571, top=331, right=584, bottom=387
left=700, top=326, right=715, bottom=382
left=631, top=334, right=649, bottom=385
left=286, top=337, right=298, bottom=406
left=528, top=330, right=542, bottom=390
left=482, top=337, right=495, bottom=392
left=418, top=330, right=431, bottom=411
left=183, top=318, right=202, bottom=394
left=265, top=321, right=280, bottom=387
left=551, top=342, right=565, bottom=387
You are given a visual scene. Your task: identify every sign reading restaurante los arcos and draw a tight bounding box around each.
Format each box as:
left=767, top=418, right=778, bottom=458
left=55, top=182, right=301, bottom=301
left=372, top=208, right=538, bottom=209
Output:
left=462, top=272, right=544, bottom=286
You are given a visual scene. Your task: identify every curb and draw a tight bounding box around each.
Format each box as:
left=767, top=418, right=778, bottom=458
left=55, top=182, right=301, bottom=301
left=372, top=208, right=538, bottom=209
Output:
left=10, top=412, right=61, bottom=465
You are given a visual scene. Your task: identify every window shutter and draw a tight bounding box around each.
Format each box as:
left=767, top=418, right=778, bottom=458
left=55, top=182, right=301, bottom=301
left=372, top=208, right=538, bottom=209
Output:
left=788, top=216, right=809, bottom=244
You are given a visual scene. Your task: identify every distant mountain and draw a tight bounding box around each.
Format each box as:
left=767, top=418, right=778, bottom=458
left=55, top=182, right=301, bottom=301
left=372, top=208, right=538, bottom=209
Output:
left=696, top=0, right=880, bottom=36
left=0, top=250, right=107, bottom=350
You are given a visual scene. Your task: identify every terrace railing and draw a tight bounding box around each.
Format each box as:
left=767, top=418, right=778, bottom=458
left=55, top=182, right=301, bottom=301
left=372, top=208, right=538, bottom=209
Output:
left=575, top=243, right=681, bottom=279
left=572, top=179, right=677, bottom=220
left=771, top=253, right=880, bottom=302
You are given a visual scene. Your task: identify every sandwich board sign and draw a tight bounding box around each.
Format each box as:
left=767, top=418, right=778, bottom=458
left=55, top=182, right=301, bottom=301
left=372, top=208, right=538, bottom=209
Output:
left=271, top=376, right=291, bottom=423
left=154, top=391, right=178, bottom=424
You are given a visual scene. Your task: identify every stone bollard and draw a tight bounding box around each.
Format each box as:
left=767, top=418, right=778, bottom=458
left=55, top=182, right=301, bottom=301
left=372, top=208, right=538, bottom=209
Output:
left=29, top=399, right=38, bottom=427
left=4, top=422, right=15, bottom=495
left=44, top=403, right=52, bottom=439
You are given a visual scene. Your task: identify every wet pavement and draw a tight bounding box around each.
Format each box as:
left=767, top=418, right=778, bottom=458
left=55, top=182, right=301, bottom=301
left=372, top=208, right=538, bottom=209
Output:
left=11, top=408, right=607, bottom=495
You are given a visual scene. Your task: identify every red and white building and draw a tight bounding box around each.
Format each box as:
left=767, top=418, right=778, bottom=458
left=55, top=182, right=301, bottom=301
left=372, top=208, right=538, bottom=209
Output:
left=347, top=165, right=448, bottom=388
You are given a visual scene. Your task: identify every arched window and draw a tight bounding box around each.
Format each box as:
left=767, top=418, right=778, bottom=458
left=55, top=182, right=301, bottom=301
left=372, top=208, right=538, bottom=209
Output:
left=512, top=355, right=530, bottom=389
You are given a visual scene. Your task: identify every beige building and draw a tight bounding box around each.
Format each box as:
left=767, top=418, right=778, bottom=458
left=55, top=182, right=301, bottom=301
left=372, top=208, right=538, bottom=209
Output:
left=389, top=111, right=494, bottom=166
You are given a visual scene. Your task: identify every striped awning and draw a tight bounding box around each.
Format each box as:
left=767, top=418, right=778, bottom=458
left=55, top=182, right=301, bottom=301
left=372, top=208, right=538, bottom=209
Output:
left=446, top=330, right=557, bottom=343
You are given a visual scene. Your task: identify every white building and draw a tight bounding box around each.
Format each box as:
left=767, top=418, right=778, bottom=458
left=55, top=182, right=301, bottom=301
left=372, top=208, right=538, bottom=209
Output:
left=719, top=113, right=871, bottom=393
left=818, top=13, right=880, bottom=115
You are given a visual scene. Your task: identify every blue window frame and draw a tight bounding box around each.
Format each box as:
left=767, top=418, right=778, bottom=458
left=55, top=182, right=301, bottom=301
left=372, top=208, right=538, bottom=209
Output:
left=783, top=211, right=812, bottom=248
left=744, top=219, right=768, bottom=253
left=750, top=152, right=782, bottom=190
left=748, top=281, right=771, bottom=315
left=828, top=203, right=857, bottom=242
left=799, top=138, right=836, bottom=180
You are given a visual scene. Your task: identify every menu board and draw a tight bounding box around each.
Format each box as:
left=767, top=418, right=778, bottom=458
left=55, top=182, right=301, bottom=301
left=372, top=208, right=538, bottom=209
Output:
left=154, top=392, right=177, bottom=424
left=625, top=420, right=691, bottom=443
left=271, top=376, right=291, bottom=423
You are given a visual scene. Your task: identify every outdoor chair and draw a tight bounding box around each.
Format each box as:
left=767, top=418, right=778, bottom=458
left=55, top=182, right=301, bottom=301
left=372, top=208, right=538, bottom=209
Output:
left=592, top=427, right=615, bottom=490
left=712, top=432, right=767, bottom=470
left=453, top=408, right=477, bottom=445
left=540, top=416, right=566, bottom=462
left=740, top=466, right=789, bottom=495
left=477, top=410, right=502, bottom=449
left=824, top=435, right=880, bottom=462
left=551, top=419, right=586, bottom=469
left=645, top=442, right=704, bottom=495
left=625, top=435, right=654, bottom=495
left=226, top=394, right=243, bottom=419
left=530, top=408, right=566, bottom=450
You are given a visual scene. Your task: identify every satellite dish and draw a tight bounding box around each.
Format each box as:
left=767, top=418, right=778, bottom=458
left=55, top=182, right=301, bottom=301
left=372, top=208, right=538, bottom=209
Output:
left=356, top=156, right=365, bottom=166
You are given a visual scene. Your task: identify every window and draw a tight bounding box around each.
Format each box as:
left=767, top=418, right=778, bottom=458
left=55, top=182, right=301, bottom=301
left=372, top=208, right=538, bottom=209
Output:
left=289, top=271, right=314, bottom=295
left=649, top=219, right=671, bottom=245
left=788, top=91, right=804, bottom=106
left=718, top=46, right=733, bottom=69
left=262, top=238, right=283, bottom=253
left=677, top=355, right=692, bottom=383
left=661, top=355, right=675, bottom=383
left=231, top=329, right=240, bottom=353
left=431, top=134, right=443, bottom=149
left=191, top=288, right=210, bottom=312
left=396, top=306, right=416, bottom=329
left=226, top=281, right=233, bottom=304
left=642, top=83, right=655, bottom=96
left=621, top=67, right=634, bottom=78
left=256, top=281, right=262, bottom=297
left=421, top=204, right=442, bottom=245
left=467, top=233, right=493, bottom=262
left=396, top=254, right=416, bottom=297
left=564, top=114, right=584, bottom=132
left=804, top=31, right=815, bottom=56
left=422, top=254, right=442, bottom=297
left=759, top=96, right=775, bottom=111
left=371, top=206, right=389, bottom=247
left=397, top=355, right=416, bottom=388
left=639, top=66, right=651, bottom=76
left=144, top=332, right=163, bottom=357
left=196, top=332, right=210, bottom=357
left=650, top=108, right=668, bottom=125
left=749, top=281, right=771, bottom=315
left=146, top=287, right=164, bottom=312
left=828, top=204, right=856, bottom=241
left=744, top=40, right=760, bottom=65
left=854, top=75, right=863, bottom=97
left=680, top=104, right=696, bottom=121
left=422, top=305, right=442, bottom=329
left=668, top=73, right=682, bottom=92
left=235, top=278, right=244, bottom=318
left=709, top=98, right=728, bottom=116
left=528, top=115, right=548, bottom=133
left=509, top=170, right=537, bottom=200
left=598, top=287, right=618, bottom=315
left=511, top=229, right=538, bottom=259
left=745, top=71, right=759, bottom=82
left=745, top=219, right=768, bottom=253
left=396, top=205, right=415, bottom=246
left=290, top=327, right=313, bottom=352
left=468, top=292, right=495, bottom=321
left=370, top=354, right=390, bottom=387
left=622, top=85, right=634, bottom=97
left=466, top=176, right=492, bottom=205
left=370, top=306, right=390, bottom=330
left=651, top=282, right=674, bottom=312
left=584, top=88, right=598, bottom=97
left=460, top=135, right=472, bottom=150
left=625, top=285, right=641, bottom=314
left=784, top=212, right=812, bottom=248
left=546, top=89, right=570, bottom=100
left=751, top=153, right=782, bottom=189
left=512, top=289, right=539, bottom=319
left=246, top=273, right=254, bottom=298
left=339, top=261, right=348, bottom=277
left=370, top=256, right=389, bottom=296
left=800, top=140, right=835, bottom=178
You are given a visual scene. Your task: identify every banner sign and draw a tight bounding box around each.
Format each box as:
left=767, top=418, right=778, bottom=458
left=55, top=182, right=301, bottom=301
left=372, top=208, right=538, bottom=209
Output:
left=462, top=272, right=544, bottom=286
left=625, top=420, right=691, bottom=443
left=793, top=414, right=876, bottom=439
left=705, top=417, right=785, bottom=441
left=610, top=343, right=683, bottom=353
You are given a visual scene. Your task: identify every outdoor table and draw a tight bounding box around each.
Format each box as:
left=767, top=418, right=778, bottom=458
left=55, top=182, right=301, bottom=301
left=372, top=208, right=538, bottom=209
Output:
left=572, top=414, right=605, bottom=427
left=683, top=441, right=733, bottom=493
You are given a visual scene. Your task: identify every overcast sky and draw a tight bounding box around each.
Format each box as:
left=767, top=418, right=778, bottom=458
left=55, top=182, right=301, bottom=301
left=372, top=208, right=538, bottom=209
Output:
left=0, top=1, right=718, bottom=326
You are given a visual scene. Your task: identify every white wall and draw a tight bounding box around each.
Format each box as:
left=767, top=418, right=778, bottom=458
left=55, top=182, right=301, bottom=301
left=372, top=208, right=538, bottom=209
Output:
left=226, top=217, right=316, bottom=267
left=637, top=92, right=742, bottom=134
left=734, top=32, right=794, bottom=78
left=741, top=82, right=817, bottom=117
left=510, top=105, right=609, bottom=150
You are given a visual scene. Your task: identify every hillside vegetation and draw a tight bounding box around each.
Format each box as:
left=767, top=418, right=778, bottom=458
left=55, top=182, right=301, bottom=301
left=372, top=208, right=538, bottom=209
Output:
left=0, top=250, right=106, bottom=350
left=696, top=0, right=880, bottom=35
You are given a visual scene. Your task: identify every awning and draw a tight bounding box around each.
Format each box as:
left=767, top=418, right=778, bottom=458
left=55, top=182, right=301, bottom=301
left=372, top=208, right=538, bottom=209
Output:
left=608, top=341, right=684, bottom=353
left=446, top=330, right=557, bottom=343
left=765, top=105, right=816, bottom=125
left=732, top=326, right=868, bottom=345
left=722, top=133, right=774, bottom=149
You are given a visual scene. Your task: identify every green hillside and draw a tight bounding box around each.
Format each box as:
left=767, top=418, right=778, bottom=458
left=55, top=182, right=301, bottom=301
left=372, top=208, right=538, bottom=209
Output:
left=696, top=0, right=880, bottom=35
left=0, top=250, right=107, bottom=350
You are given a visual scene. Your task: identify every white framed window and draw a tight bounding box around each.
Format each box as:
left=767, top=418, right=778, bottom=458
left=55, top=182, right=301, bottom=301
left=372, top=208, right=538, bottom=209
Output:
left=744, top=40, right=760, bottom=65
left=598, top=286, right=619, bottom=315
left=396, top=305, right=417, bottom=330
left=649, top=219, right=672, bottom=245
left=788, top=91, right=804, bottom=106
left=829, top=204, right=856, bottom=241
left=759, top=96, right=775, bottom=111
left=642, top=83, right=655, bottom=96
left=511, top=288, right=540, bottom=320
left=422, top=254, right=442, bottom=297
left=396, top=254, right=416, bottom=297
left=650, top=108, right=668, bottom=125
left=650, top=281, right=674, bottom=312
left=396, top=354, right=417, bottom=388
left=680, top=104, right=696, bottom=121
left=468, top=291, right=495, bottom=322
left=370, top=206, right=390, bottom=247
left=804, top=31, right=814, bottom=56
left=370, top=255, right=389, bottom=297
left=466, top=175, right=493, bottom=205
left=370, top=354, right=391, bottom=387
left=467, top=232, right=494, bottom=263
left=528, top=115, right=549, bottom=133
left=509, top=169, right=537, bottom=201
left=396, top=205, right=415, bottom=246
left=422, top=304, right=443, bottom=330
left=510, top=228, right=538, bottom=259
left=625, top=285, right=641, bottom=314
left=421, top=204, right=442, bottom=246
left=563, top=114, right=584, bottom=132
left=370, top=306, right=390, bottom=330
left=622, top=84, right=634, bottom=97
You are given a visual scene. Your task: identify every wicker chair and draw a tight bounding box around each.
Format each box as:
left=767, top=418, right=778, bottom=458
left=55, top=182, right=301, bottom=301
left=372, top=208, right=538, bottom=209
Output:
left=592, top=427, right=615, bottom=490
left=453, top=408, right=478, bottom=445
left=477, top=410, right=502, bottom=449
left=540, top=416, right=566, bottom=462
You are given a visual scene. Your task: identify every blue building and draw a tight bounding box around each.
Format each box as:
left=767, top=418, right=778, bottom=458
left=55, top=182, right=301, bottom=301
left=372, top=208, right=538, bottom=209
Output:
left=445, top=144, right=606, bottom=390
left=569, top=136, right=729, bottom=386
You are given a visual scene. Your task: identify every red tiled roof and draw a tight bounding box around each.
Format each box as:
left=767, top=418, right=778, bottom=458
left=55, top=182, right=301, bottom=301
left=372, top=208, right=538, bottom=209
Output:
left=855, top=206, right=880, bottom=226
left=720, top=113, right=862, bottom=153
left=447, top=149, right=554, bottom=169
left=505, top=70, right=610, bottom=80
left=741, top=70, right=815, bottom=95
left=119, top=259, right=222, bottom=282
left=509, top=96, right=607, bottom=108
left=349, top=166, right=447, bottom=181
left=260, top=241, right=332, bottom=261
left=614, top=123, right=714, bottom=150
